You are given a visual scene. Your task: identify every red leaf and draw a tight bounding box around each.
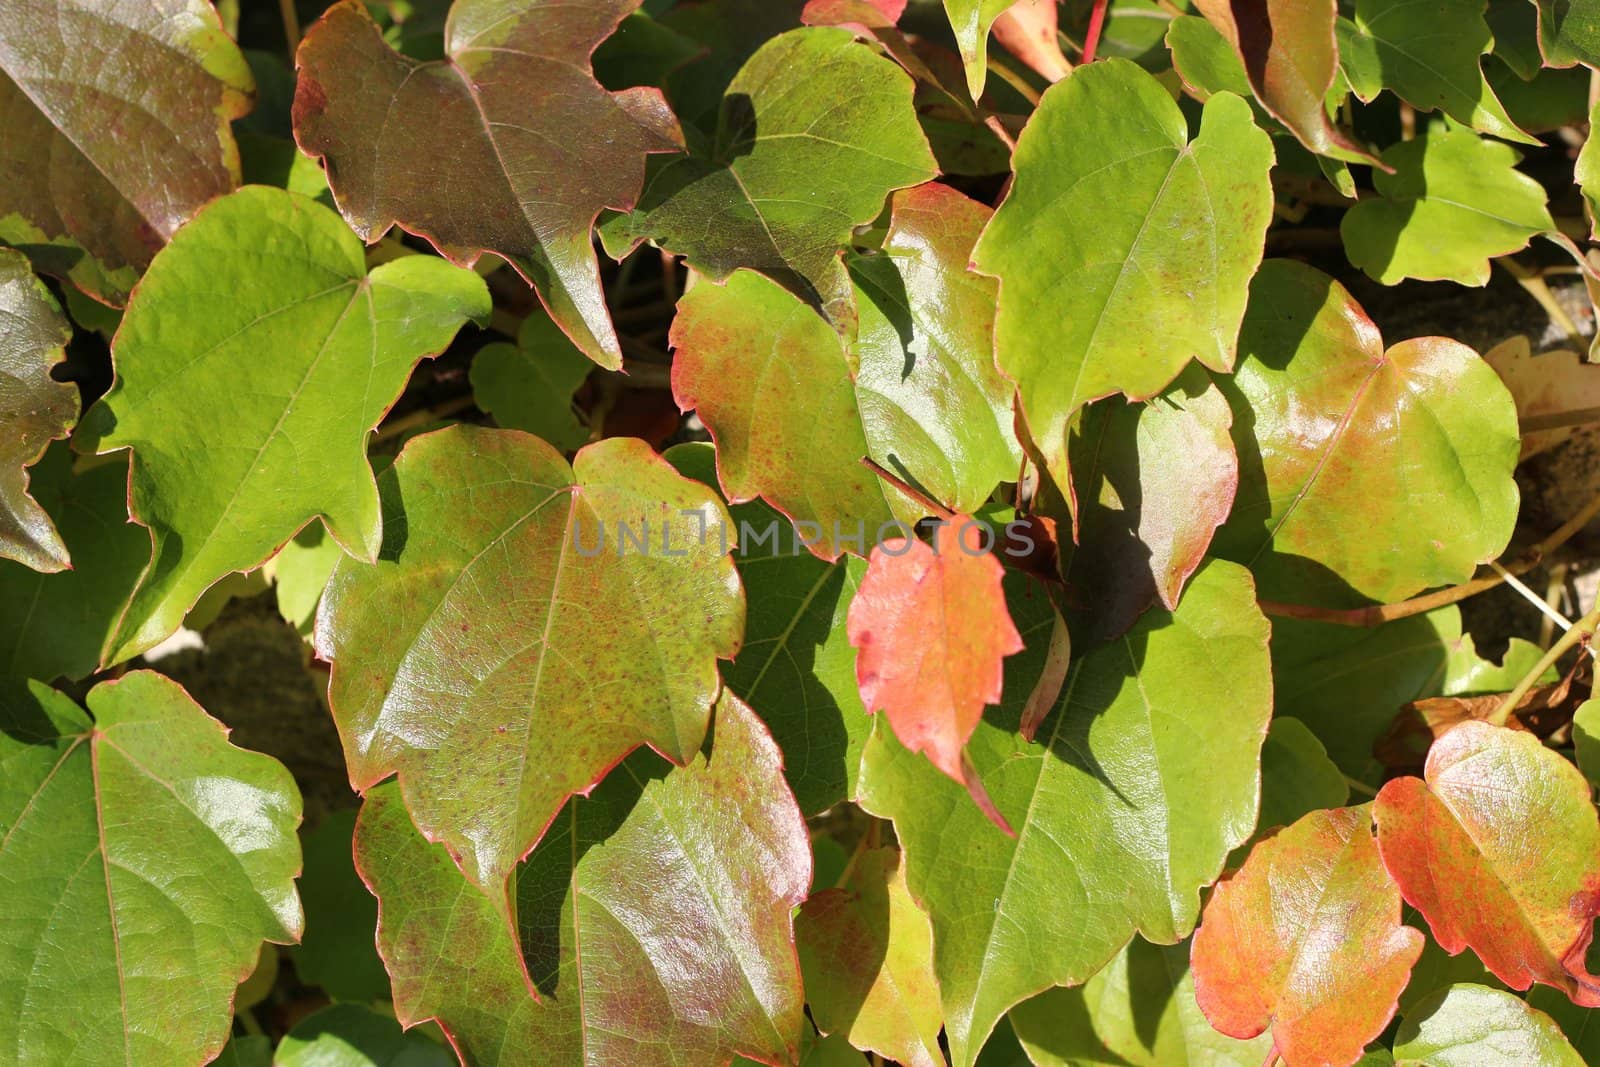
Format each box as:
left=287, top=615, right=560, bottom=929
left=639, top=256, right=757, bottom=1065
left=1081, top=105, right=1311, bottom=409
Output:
left=1374, top=720, right=1600, bottom=1006
left=1192, top=806, right=1423, bottom=1067
left=847, top=516, right=1023, bottom=830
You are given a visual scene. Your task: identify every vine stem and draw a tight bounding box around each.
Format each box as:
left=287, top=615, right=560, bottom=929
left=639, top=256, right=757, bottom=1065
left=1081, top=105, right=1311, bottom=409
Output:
left=1082, top=0, right=1110, bottom=64
left=1260, top=485, right=1600, bottom=627
left=371, top=396, right=475, bottom=443
left=1343, top=775, right=1377, bottom=798
left=860, top=457, right=954, bottom=520
left=1489, top=605, right=1600, bottom=726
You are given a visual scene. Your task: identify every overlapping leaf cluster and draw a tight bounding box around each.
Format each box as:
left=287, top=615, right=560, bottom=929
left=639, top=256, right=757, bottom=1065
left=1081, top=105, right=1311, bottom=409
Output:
left=8, top=1, right=1600, bottom=1065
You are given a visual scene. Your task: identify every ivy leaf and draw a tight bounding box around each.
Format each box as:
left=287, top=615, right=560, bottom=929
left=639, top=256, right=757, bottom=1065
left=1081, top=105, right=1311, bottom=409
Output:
left=668, top=442, right=870, bottom=815
left=991, top=1, right=1070, bottom=85
left=971, top=59, right=1273, bottom=489
left=296, top=810, right=389, bottom=1004
left=857, top=560, right=1272, bottom=1067
left=0, top=0, right=253, bottom=303
left=0, top=671, right=302, bottom=1065
left=270, top=523, right=347, bottom=639
left=848, top=515, right=1023, bottom=827
left=797, top=847, right=944, bottom=1067
left=0, top=449, right=144, bottom=683
left=316, top=425, right=743, bottom=913
left=1342, top=128, right=1553, bottom=286
left=1336, top=0, right=1535, bottom=144
left=1191, top=806, right=1424, bottom=1067
left=1374, top=721, right=1600, bottom=1005
left=1393, top=984, right=1585, bottom=1066
left=1167, top=15, right=1255, bottom=102
left=276, top=1004, right=453, bottom=1067
left=1192, top=0, right=1375, bottom=159
left=1065, top=366, right=1238, bottom=641
left=670, top=185, right=1021, bottom=555
left=603, top=26, right=937, bottom=331
left=943, top=0, right=1016, bottom=98
left=353, top=692, right=810, bottom=1066
left=470, top=310, right=593, bottom=452
left=80, top=186, right=490, bottom=665
left=1212, top=260, right=1520, bottom=606
left=1243, top=716, right=1349, bottom=852
left=1009, top=936, right=1273, bottom=1067
left=0, top=249, right=76, bottom=572
left=1533, top=1, right=1600, bottom=68
left=293, top=0, right=681, bottom=368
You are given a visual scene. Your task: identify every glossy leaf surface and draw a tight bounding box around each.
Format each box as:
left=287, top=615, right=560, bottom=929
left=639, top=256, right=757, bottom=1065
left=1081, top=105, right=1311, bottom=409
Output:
left=1375, top=722, right=1600, bottom=1005
left=857, top=561, right=1271, bottom=1067
left=1193, top=0, right=1370, bottom=158
left=82, top=186, right=491, bottom=665
left=294, top=0, right=679, bottom=366
left=0, top=0, right=252, bottom=303
left=1535, top=1, right=1600, bottom=68
left=0, top=249, right=76, bottom=572
left=317, top=425, right=743, bottom=908
left=1393, top=983, right=1584, bottom=1066
left=668, top=443, right=870, bottom=815
left=1192, top=806, right=1423, bottom=1067
left=972, top=59, right=1272, bottom=487
left=0, top=672, right=302, bottom=1066
left=1213, top=260, right=1520, bottom=605
left=355, top=693, right=809, bottom=1066
left=944, top=0, right=1018, bottom=97
left=607, top=27, right=936, bottom=329
left=797, top=847, right=943, bottom=1067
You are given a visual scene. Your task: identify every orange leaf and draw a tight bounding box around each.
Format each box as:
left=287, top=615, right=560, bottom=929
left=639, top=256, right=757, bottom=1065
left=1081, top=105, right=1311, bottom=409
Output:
left=1192, top=806, right=1423, bottom=1067
left=848, top=516, right=1022, bottom=829
left=1374, top=721, right=1600, bottom=1006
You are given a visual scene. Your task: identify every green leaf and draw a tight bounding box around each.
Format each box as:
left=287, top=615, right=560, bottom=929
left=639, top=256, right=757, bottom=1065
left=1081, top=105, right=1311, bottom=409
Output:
left=0, top=449, right=144, bottom=683
left=1393, top=984, right=1585, bottom=1066
left=667, top=442, right=870, bottom=815
left=603, top=27, right=937, bottom=331
left=971, top=59, right=1273, bottom=489
left=317, top=425, right=743, bottom=912
left=215, top=1035, right=272, bottom=1067
left=80, top=186, right=490, bottom=665
left=1578, top=100, right=1600, bottom=237
left=276, top=1004, right=453, bottom=1067
left=1064, top=366, right=1238, bottom=641
left=0, top=0, right=252, bottom=304
left=1574, top=698, right=1600, bottom=786
left=1166, top=15, right=1253, bottom=102
left=1533, top=0, right=1600, bottom=68
left=1212, top=260, right=1520, bottom=605
left=857, top=560, right=1272, bottom=1067
left=0, top=248, right=77, bottom=572
left=470, top=311, right=593, bottom=452
left=354, top=692, right=810, bottom=1066
left=0, top=672, right=302, bottom=1065
left=1239, top=716, right=1349, bottom=854
left=296, top=810, right=390, bottom=1003
left=1341, top=127, right=1553, bottom=286
left=1009, top=936, right=1273, bottom=1067
left=944, top=0, right=1018, bottom=98
left=293, top=0, right=681, bottom=367
left=798, top=847, right=944, bottom=1067
left=1336, top=0, right=1535, bottom=144
left=270, top=522, right=347, bottom=638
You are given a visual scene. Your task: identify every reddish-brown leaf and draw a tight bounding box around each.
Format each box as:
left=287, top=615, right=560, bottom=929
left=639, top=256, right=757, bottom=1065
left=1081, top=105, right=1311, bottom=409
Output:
left=293, top=0, right=681, bottom=368
left=0, top=0, right=253, bottom=303
left=847, top=516, right=1022, bottom=828
left=1191, top=0, right=1375, bottom=163
left=992, top=0, right=1070, bottom=84
left=1192, top=806, right=1424, bottom=1067
left=1374, top=721, right=1600, bottom=1006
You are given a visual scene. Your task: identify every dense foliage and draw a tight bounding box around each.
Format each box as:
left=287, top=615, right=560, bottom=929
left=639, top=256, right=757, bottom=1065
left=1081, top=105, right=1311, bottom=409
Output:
left=10, top=0, right=1600, bottom=1064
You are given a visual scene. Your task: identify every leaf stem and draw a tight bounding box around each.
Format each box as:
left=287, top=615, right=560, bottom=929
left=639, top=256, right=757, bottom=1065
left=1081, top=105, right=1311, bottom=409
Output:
left=860, top=457, right=954, bottom=520
left=1260, top=486, right=1600, bottom=627
left=1343, top=774, right=1377, bottom=798
left=278, top=0, right=300, bottom=52
left=1081, top=0, right=1110, bottom=65
left=1490, top=605, right=1600, bottom=726
left=984, top=55, right=1042, bottom=106
left=372, top=395, right=475, bottom=444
